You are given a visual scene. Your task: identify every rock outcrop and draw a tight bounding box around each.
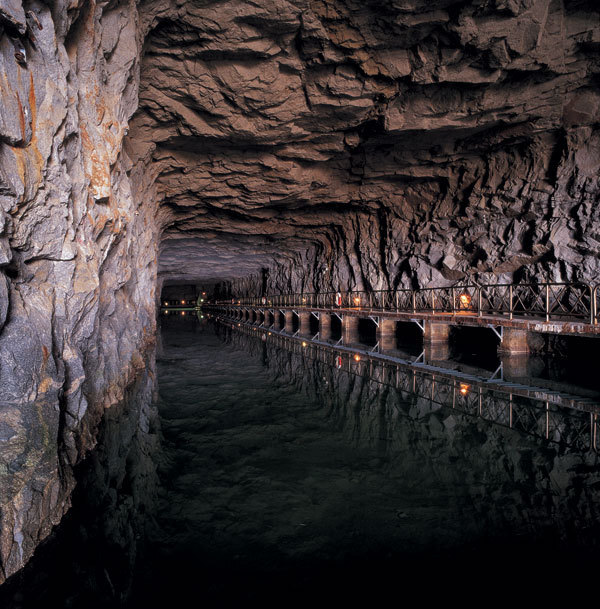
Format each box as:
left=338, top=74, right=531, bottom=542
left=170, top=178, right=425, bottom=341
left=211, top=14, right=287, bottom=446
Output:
left=0, top=0, right=157, bottom=584
left=1, top=0, right=599, bottom=585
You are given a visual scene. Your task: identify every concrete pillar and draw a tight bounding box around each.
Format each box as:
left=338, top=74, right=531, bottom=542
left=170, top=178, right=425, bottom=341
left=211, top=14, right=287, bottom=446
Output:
left=423, top=322, right=450, bottom=344
left=319, top=313, right=332, bottom=339
left=498, top=328, right=529, bottom=355
left=376, top=318, right=396, bottom=351
left=284, top=310, right=294, bottom=330
left=342, top=315, right=360, bottom=344
left=298, top=311, right=312, bottom=335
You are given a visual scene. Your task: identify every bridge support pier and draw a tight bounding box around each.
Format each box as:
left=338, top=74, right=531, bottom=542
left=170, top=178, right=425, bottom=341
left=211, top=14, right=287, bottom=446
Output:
left=298, top=311, right=311, bottom=335
left=319, top=313, right=332, bottom=339
left=342, top=315, right=360, bottom=344
left=498, top=328, right=529, bottom=355
left=424, top=322, right=450, bottom=345
left=377, top=319, right=396, bottom=350
left=283, top=310, right=294, bottom=330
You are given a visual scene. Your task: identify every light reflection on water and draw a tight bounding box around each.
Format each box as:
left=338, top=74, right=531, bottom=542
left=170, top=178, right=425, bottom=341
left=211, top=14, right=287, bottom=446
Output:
left=1, top=314, right=600, bottom=607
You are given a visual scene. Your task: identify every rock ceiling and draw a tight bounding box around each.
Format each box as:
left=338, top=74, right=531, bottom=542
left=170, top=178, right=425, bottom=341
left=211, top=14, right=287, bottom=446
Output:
left=129, top=0, right=600, bottom=291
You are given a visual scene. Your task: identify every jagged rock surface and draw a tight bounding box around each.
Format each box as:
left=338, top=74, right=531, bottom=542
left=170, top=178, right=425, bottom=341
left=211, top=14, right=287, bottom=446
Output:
left=130, top=0, right=600, bottom=294
left=0, top=0, right=158, bottom=584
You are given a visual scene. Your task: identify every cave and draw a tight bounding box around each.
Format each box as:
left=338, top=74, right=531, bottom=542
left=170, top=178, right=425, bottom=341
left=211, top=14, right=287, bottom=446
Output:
left=1, top=0, right=600, bottom=606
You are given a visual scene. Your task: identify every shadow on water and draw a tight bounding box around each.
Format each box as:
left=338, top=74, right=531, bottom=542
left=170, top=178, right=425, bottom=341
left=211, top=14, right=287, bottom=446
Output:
left=2, top=313, right=600, bottom=607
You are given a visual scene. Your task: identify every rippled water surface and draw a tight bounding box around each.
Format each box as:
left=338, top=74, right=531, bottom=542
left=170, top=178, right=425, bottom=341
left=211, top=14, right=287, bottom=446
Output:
left=2, top=315, right=600, bottom=607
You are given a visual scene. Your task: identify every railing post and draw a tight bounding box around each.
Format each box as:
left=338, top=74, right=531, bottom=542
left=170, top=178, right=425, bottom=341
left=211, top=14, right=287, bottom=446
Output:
left=545, top=283, right=550, bottom=322
left=369, top=291, right=372, bottom=310
left=591, top=285, right=596, bottom=325
left=412, top=290, right=416, bottom=314
left=432, top=290, right=436, bottom=313
left=478, top=286, right=482, bottom=318
left=509, top=285, right=513, bottom=320
left=396, top=290, right=399, bottom=312
left=452, top=287, right=456, bottom=313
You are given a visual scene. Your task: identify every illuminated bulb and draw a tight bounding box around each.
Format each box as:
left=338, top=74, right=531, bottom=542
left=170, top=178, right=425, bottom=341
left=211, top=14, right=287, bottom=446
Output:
left=459, top=293, right=472, bottom=308
left=459, top=383, right=470, bottom=396
left=302, top=341, right=307, bottom=347
left=164, top=301, right=168, bottom=306
left=181, top=300, right=185, bottom=304
left=354, top=354, right=360, bottom=362
left=181, top=311, right=186, bottom=316
left=353, top=297, right=360, bottom=305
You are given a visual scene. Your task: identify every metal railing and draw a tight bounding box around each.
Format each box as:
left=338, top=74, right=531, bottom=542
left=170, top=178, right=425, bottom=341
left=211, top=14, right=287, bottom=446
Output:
left=210, top=282, right=599, bottom=325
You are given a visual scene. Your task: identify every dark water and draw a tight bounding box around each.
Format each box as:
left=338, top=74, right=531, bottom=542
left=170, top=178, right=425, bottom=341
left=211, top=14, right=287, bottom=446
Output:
left=2, top=314, right=600, bottom=607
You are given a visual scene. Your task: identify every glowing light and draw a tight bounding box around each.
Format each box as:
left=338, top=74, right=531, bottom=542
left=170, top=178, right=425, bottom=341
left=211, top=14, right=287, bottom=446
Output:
left=302, top=341, right=307, bottom=347
left=354, top=354, right=360, bottom=362
left=459, top=383, right=470, bottom=396
left=181, top=311, right=186, bottom=316
left=164, top=301, right=168, bottom=306
left=202, top=292, right=206, bottom=296
left=302, top=297, right=307, bottom=303
left=459, top=293, right=472, bottom=308
left=200, top=299, right=204, bottom=303
left=353, top=297, right=361, bottom=306
left=181, top=300, right=185, bottom=304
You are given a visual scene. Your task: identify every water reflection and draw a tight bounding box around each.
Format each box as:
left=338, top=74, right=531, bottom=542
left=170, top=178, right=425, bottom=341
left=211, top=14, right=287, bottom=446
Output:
left=218, top=316, right=600, bottom=453
left=1, top=314, right=600, bottom=607
left=0, top=361, right=159, bottom=608
left=213, top=316, right=600, bottom=548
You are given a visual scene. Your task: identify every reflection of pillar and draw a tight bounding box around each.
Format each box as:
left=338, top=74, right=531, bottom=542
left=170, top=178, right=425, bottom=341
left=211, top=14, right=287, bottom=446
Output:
left=501, top=354, right=529, bottom=379
left=498, top=328, right=529, bottom=355
left=284, top=310, right=294, bottom=330
left=342, top=315, right=360, bottom=344
left=423, top=322, right=450, bottom=344
left=319, top=313, right=332, bottom=339
left=298, top=311, right=311, bottom=335
left=377, top=318, right=396, bottom=351
left=425, top=342, right=450, bottom=362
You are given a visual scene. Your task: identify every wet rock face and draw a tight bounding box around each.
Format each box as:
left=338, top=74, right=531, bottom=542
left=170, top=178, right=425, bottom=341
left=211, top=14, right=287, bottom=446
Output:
left=0, top=0, right=158, bottom=584
left=133, top=0, right=600, bottom=294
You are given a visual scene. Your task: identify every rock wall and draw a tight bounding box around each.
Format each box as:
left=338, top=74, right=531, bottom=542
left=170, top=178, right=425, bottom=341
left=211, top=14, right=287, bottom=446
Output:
left=135, top=0, right=600, bottom=296
left=0, top=0, right=158, bottom=584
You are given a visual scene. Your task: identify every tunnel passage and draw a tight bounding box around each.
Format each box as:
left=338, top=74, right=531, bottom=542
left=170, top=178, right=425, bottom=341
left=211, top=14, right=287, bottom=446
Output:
left=1, top=0, right=600, bottom=591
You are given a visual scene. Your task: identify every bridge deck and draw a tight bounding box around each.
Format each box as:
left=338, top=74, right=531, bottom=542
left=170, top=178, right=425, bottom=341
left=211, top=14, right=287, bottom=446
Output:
left=217, top=304, right=600, bottom=337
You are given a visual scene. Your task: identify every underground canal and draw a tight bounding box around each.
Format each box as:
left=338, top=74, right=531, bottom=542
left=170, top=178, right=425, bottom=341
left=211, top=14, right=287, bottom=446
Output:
left=1, top=311, right=600, bottom=607
left=1, top=0, right=600, bottom=606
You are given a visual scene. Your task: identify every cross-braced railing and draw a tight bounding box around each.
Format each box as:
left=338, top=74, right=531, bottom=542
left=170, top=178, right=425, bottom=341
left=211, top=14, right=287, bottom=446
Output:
left=211, top=282, right=598, bottom=325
